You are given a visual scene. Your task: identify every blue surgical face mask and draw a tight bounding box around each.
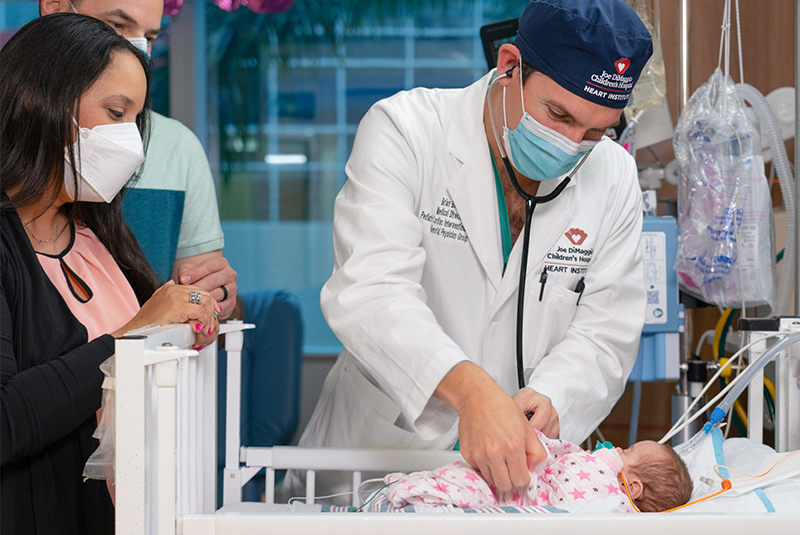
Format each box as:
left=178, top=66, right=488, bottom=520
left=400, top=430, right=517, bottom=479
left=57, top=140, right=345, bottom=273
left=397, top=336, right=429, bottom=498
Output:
left=501, top=65, right=600, bottom=181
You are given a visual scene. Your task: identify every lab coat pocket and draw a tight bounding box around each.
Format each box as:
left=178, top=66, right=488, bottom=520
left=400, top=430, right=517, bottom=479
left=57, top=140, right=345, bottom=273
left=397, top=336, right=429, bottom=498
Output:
left=525, top=282, right=580, bottom=366
left=340, top=359, right=416, bottom=447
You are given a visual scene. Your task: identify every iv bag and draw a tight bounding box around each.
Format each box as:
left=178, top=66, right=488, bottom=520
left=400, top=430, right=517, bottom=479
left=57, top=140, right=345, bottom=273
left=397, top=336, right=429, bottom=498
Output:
left=673, top=67, right=775, bottom=309
left=626, top=0, right=666, bottom=111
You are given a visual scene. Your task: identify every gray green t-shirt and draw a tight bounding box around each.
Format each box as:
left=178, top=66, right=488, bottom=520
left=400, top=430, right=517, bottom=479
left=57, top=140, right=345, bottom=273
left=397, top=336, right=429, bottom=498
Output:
left=123, top=112, right=224, bottom=281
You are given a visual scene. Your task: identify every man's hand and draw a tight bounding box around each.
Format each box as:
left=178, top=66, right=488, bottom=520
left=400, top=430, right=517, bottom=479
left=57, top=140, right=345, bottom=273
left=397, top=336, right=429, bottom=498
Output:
left=436, top=363, right=547, bottom=493
left=513, top=387, right=559, bottom=438
left=173, top=251, right=238, bottom=320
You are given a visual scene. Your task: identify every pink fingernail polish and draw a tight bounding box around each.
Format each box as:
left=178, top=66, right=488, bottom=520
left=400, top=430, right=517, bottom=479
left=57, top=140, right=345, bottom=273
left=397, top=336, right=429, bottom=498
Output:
left=207, top=326, right=212, bottom=335
left=195, top=323, right=202, bottom=331
left=218, top=305, right=222, bottom=312
left=196, top=346, right=204, bottom=351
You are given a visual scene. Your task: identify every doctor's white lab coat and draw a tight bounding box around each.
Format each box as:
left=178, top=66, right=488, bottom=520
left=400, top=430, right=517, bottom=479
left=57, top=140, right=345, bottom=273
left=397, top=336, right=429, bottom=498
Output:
left=299, top=72, right=646, bottom=453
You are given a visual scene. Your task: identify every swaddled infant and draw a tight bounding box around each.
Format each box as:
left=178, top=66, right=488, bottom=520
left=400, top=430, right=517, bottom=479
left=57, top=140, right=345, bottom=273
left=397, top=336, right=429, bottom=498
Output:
left=386, top=431, right=692, bottom=512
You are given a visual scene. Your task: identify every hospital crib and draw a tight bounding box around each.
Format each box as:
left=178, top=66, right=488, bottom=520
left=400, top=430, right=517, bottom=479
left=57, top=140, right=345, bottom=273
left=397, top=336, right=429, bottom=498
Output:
left=114, top=324, right=800, bottom=535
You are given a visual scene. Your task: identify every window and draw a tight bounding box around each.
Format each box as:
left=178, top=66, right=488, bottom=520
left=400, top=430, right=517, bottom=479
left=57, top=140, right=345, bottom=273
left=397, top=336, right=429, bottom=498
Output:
left=204, top=1, right=517, bottom=353
left=0, top=0, right=521, bottom=353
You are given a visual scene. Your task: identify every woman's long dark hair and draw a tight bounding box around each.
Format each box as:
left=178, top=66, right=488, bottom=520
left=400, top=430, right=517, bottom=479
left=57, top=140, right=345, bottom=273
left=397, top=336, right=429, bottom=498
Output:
left=0, top=13, right=160, bottom=301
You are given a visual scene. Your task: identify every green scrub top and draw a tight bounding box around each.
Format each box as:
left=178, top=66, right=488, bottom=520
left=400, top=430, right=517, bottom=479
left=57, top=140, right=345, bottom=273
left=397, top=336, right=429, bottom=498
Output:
left=493, top=157, right=513, bottom=275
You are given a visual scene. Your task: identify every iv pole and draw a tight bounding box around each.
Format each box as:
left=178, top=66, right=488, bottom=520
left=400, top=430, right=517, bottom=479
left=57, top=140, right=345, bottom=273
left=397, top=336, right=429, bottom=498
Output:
left=670, top=0, right=699, bottom=446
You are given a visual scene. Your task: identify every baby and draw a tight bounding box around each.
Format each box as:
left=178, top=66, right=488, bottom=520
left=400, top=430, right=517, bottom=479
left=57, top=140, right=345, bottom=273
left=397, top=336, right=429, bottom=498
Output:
left=385, top=431, right=692, bottom=513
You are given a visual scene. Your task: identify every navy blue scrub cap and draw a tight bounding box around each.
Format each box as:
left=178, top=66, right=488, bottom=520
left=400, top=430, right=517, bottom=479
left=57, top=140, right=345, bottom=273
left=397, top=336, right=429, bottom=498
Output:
left=514, top=0, right=654, bottom=109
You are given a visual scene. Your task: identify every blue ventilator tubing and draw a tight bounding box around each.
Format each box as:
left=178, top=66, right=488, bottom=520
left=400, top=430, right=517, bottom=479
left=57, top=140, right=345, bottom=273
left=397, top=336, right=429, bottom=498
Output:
left=702, top=331, right=800, bottom=434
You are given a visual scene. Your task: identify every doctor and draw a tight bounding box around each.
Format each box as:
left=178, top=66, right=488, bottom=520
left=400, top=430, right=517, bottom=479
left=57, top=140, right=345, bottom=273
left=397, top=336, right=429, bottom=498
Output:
left=288, top=0, right=652, bottom=499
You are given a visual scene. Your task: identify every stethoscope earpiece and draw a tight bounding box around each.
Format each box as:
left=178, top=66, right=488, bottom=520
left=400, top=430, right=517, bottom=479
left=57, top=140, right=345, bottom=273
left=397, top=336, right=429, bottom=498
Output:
left=505, top=65, right=516, bottom=78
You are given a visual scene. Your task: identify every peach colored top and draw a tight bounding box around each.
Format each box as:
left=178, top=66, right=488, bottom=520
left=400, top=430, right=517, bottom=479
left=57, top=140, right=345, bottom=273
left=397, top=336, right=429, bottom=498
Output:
left=37, top=224, right=140, bottom=341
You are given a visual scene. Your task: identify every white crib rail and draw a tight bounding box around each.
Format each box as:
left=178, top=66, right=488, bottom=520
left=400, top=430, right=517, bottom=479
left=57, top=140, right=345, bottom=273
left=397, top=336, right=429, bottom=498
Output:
left=239, top=446, right=463, bottom=506
left=115, top=322, right=253, bottom=535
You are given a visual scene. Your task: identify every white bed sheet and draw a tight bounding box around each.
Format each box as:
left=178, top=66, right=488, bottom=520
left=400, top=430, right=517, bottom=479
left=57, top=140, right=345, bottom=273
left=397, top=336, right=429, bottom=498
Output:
left=676, top=427, right=800, bottom=512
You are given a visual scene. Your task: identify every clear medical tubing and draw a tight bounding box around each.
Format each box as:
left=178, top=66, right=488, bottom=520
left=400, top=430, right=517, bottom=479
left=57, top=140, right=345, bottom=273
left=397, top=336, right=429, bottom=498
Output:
left=704, top=330, right=800, bottom=432
left=735, top=83, right=796, bottom=316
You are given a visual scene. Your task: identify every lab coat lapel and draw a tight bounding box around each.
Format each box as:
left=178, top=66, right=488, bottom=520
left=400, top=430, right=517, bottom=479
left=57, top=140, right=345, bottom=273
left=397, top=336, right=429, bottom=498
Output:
left=446, top=73, right=503, bottom=291
left=491, top=181, right=574, bottom=316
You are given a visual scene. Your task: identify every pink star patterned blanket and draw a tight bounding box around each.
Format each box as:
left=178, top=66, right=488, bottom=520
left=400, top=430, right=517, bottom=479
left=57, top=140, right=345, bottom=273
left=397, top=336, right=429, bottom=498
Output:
left=385, top=431, right=633, bottom=512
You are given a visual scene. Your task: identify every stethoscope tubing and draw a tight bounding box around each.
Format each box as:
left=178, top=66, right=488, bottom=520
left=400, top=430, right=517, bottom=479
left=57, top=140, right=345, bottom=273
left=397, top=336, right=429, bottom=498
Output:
left=487, top=73, right=589, bottom=390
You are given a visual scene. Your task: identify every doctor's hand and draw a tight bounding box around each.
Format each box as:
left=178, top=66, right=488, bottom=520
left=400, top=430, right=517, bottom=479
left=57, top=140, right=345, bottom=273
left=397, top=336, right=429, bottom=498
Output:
left=174, top=251, right=238, bottom=320
left=513, top=387, right=560, bottom=439
left=436, top=363, right=547, bottom=493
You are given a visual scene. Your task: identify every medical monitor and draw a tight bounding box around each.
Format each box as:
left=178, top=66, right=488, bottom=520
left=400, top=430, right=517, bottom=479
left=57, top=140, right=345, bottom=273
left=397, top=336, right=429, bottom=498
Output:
left=480, top=19, right=518, bottom=70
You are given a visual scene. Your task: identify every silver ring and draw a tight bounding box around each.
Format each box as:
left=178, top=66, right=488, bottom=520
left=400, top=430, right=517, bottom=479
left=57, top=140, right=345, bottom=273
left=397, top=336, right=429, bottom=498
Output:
left=214, top=310, right=219, bottom=321
left=189, top=290, right=202, bottom=305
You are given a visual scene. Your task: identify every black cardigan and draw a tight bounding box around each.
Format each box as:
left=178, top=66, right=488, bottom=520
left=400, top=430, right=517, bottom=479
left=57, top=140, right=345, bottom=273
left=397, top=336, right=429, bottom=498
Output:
left=1, top=207, right=141, bottom=534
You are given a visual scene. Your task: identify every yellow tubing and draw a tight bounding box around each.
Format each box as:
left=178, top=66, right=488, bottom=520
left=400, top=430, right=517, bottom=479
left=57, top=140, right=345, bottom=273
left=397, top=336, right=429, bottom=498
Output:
left=719, top=357, right=733, bottom=378
left=733, top=399, right=748, bottom=428
left=764, top=376, right=776, bottom=401
left=713, top=308, right=734, bottom=359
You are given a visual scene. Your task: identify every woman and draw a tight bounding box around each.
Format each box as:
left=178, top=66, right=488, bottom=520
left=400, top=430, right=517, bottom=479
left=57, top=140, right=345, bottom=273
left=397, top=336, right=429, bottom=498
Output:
left=1, top=14, right=219, bottom=534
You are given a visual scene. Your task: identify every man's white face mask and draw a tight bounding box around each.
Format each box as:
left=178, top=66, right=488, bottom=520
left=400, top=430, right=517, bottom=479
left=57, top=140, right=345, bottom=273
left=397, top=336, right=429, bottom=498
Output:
left=69, top=0, right=150, bottom=57
left=63, top=120, right=145, bottom=203
left=126, top=37, right=149, bottom=57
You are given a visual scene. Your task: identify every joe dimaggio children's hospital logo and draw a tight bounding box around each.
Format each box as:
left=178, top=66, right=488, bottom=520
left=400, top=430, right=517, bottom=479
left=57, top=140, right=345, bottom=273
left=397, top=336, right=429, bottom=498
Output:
left=583, top=57, right=634, bottom=103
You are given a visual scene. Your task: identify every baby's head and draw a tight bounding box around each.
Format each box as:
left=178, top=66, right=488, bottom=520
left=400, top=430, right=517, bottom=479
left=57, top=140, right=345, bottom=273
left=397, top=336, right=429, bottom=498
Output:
left=616, top=441, right=693, bottom=512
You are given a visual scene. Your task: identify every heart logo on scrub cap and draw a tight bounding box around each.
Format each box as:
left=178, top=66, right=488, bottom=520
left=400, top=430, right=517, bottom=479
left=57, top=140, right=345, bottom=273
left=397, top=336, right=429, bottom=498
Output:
left=615, top=57, right=631, bottom=75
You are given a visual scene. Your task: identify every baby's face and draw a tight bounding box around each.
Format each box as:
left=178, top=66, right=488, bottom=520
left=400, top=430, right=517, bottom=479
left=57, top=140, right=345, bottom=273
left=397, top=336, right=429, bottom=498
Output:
left=615, top=440, right=666, bottom=470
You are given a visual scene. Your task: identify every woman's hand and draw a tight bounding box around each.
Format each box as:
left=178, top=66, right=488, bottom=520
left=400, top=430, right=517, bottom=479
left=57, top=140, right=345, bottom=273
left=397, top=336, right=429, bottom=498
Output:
left=112, top=281, right=221, bottom=349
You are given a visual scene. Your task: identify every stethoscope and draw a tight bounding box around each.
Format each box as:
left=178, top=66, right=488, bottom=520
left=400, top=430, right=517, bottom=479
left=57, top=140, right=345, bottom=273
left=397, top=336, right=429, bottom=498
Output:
left=487, top=67, right=591, bottom=390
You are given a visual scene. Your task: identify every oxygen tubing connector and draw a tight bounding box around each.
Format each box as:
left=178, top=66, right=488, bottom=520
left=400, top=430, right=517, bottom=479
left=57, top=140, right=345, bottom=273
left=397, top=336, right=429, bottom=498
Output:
left=703, top=407, right=726, bottom=434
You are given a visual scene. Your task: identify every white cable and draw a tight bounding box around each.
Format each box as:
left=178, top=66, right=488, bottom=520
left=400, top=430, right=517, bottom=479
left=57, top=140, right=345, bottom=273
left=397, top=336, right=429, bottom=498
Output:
left=717, top=0, right=727, bottom=70
left=728, top=125, right=746, bottom=315
left=357, top=477, right=389, bottom=504
left=661, top=370, right=737, bottom=444
left=662, top=355, right=739, bottom=443
left=695, top=329, right=717, bottom=356
left=735, top=0, right=744, bottom=84
left=288, top=489, right=360, bottom=512
left=662, top=333, right=758, bottom=442
left=660, top=336, right=774, bottom=444
left=724, top=407, right=734, bottom=439
left=720, top=0, right=731, bottom=114
left=659, top=333, right=777, bottom=444
left=288, top=476, right=392, bottom=511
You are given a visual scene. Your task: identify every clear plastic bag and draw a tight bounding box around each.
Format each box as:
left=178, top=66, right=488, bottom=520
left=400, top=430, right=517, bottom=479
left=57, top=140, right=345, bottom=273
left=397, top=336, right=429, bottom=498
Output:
left=673, top=67, right=774, bottom=309
left=83, top=355, right=116, bottom=483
